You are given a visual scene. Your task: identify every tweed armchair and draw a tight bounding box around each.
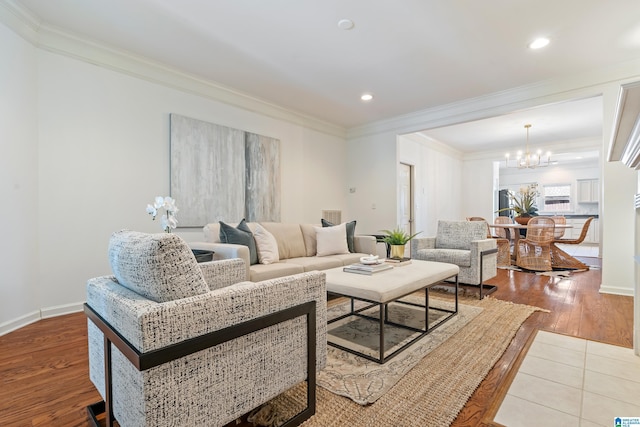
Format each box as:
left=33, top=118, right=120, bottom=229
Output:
left=86, top=230, right=326, bottom=427
left=411, top=220, right=497, bottom=293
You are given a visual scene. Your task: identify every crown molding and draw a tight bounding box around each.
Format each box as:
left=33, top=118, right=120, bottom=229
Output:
left=348, top=59, right=640, bottom=141
left=400, top=132, right=463, bottom=159
left=0, top=0, right=40, bottom=44
left=0, top=1, right=346, bottom=139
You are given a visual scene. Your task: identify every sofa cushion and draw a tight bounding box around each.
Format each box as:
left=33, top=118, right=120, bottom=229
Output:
left=415, top=248, right=471, bottom=267
left=108, top=230, right=210, bottom=303
left=219, top=219, right=258, bottom=265
left=284, top=256, right=343, bottom=272
left=323, top=252, right=367, bottom=266
left=249, top=262, right=304, bottom=282
left=253, top=224, right=280, bottom=265
left=321, top=219, right=357, bottom=253
left=300, top=223, right=319, bottom=256
left=436, top=220, right=487, bottom=250
left=315, top=223, right=350, bottom=256
left=260, top=222, right=307, bottom=259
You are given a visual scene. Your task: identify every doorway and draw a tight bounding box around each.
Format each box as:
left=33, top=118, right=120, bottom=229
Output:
left=399, top=162, right=414, bottom=256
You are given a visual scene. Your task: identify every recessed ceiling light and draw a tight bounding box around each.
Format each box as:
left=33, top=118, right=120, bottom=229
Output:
left=338, top=19, right=354, bottom=30
left=529, top=37, right=550, bottom=49
left=361, top=94, right=373, bottom=101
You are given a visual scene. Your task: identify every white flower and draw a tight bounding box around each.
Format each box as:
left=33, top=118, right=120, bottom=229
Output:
left=147, top=196, right=179, bottom=233
left=163, top=197, right=178, bottom=214
left=154, top=196, right=165, bottom=209
left=161, top=214, right=178, bottom=232
left=146, top=204, right=157, bottom=219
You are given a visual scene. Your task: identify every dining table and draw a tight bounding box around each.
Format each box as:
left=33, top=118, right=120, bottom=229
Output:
left=488, top=223, right=589, bottom=270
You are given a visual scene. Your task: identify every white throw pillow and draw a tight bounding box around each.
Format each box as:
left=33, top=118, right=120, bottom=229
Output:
left=315, top=223, right=349, bottom=256
left=253, top=224, right=280, bottom=264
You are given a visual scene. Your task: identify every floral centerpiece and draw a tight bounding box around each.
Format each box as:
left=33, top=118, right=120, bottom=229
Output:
left=146, top=196, right=178, bottom=233
left=496, top=185, right=539, bottom=224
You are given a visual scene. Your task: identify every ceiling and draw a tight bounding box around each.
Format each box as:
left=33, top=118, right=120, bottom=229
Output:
left=14, top=0, right=640, bottom=153
left=417, top=96, right=603, bottom=155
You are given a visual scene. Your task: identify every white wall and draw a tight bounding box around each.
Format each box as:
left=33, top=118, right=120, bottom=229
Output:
left=1, top=26, right=349, bottom=333
left=345, top=130, right=398, bottom=236
left=461, top=157, right=496, bottom=221
left=600, top=82, right=637, bottom=296
left=0, top=23, right=40, bottom=332
left=398, top=134, right=463, bottom=237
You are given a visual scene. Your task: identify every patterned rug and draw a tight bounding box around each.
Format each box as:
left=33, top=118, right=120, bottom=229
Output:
left=320, top=296, right=482, bottom=404
left=250, top=295, right=546, bottom=427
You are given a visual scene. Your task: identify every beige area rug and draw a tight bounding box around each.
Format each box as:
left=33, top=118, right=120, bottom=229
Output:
left=250, top=295, right=546, bottom=427
left=321, top=296, right=482, bottom=404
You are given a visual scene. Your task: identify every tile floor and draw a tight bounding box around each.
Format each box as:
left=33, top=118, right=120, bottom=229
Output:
left=555, top=243, right=600, bottom=258
left=494, top=331, right=640, bottom=427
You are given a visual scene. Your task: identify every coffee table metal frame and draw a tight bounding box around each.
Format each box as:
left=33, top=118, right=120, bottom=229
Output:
left=327, top=273, right=458, bottom=364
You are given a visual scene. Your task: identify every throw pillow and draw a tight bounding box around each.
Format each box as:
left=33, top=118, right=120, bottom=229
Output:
left=108, top=230, right=210, bottom=303
left=315, top=223, right=350, bottom=256
left=219, top=219, right=259, bottom=265
left=253, top=224, right=280, bottom=265
left=322, top=219, right=357, bottom=253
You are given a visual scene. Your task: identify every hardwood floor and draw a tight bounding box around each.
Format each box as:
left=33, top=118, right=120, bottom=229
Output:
left=0, top=257, right=633, bottom=427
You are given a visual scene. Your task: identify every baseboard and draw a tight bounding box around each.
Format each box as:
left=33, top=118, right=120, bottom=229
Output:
left=599, top=285, right=634, bottom=296
left=0, top=302, right=85, bottom=336
left=0, top=310, right=40, bottom=336
left=40, top=302, right=85, bottom=319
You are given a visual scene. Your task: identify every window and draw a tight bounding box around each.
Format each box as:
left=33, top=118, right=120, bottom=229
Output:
left=543, top=184, right=571, bottom=212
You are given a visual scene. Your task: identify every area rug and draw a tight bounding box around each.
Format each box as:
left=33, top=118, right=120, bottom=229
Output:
left=320, top=296, right=482, bottom=404
left=251, top=295, right=546, bottom=427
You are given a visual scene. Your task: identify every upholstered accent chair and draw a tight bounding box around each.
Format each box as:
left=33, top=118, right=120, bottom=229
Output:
left=85, top=230, right=326, bottom=427
left=411, top=220, right=497, bottom=294
left=467, top=217, right=512, bottom=268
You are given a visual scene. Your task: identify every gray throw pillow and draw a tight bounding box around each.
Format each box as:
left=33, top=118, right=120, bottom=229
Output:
left=219, top=219, right=258, bottom=265
left=321, top=219, right=357, bottom=253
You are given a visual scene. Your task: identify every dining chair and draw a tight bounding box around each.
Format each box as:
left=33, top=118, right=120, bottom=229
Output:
left=467, top=217, right=512, bottom=267
left=494, top=216, right=514, bottom=240
left=550, top=215, right=566, bottom=239
left=515, top=217, right=555, bottom=271
left=550, top=217, right=594, bottom=270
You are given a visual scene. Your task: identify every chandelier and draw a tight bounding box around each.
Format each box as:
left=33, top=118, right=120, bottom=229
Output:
left=504, top=124, right=551, bottom=169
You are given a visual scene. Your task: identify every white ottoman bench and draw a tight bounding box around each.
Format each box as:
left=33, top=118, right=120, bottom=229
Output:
left=324, top=259, right=459, bottom=363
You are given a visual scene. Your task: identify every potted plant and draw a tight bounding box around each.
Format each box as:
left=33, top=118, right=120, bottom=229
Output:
left=380, top=227, right=422, bottom=259
left=496, top=186, right=540, bottom=224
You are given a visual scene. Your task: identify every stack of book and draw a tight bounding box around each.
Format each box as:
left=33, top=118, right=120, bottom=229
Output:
left=385, top=257, right=412, bottom=266
left=343, top=262, right=394, bottom=275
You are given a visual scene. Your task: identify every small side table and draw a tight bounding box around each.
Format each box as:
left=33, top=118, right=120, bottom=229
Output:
left=370, top=234, right=391, bottom=258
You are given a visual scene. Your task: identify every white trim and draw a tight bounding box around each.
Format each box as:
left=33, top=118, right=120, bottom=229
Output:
left=0, top=310, right=40, bottom=336
left=40, top=302, right=84, bottom=319
left=0, top=302, right=85, bottom=336
left=0, top=1, right=346, bottom=139
left=599, top=285, right=634, bottom=297
left=348, top=61, right=640, bottom=140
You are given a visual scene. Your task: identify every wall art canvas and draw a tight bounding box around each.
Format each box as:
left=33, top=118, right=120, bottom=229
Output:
left=170, top=114, right=280, bottom=227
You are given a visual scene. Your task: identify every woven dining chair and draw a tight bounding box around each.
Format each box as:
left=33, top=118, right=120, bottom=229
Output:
left=494, top=216, right=514, bottom=240
left=550, top=217, right=594, bottom=270
left=550, top=215, right=566, bottom=239
left=467, top=217, right=512, bottom=267
left=515, top=217, right=555, bottom=271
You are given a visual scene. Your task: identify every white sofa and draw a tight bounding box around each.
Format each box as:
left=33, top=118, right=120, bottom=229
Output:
left=190, top=221, right=378, bottom=282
